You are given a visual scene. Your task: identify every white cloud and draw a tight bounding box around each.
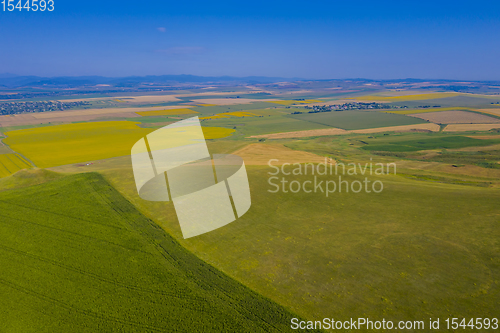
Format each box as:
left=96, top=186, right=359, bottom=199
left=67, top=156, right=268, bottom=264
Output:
left=157, top=27, right=166, bottom=33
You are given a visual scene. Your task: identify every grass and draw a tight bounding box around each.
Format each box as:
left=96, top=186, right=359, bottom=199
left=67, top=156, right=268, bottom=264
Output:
left=200, top=111, right=259, bottom=120
left=269, top=100, right=323, bottom=105
left=126, top=115, right=177, bottom=123
left=352, top=92, right=461, bottom=101
left=3, top=90, right=500, bottom=331
left=0, top=145, right=14, bottom=154
left=0, top=123, right=56, bottom=134
left=2, top=121, right=234, bottom=168
left=189, top=102, right=277, bottom=115
left=390, top=95, right=500, bottom=109
left=0, top=153, right=32, bottom=177
left=370, top=141, right=500, bottom=170
left=202, top=114, right=332, bottom=137
left=0, top=168, right=64, bottom=190
left=384, top=107, right=473, bottom=115
left=288, top=110, right=427, bottom=130
left=361, top=135, right=500, bottom=152
left=136, top=108, right=198, bottom=116
left=424, top=150, right=500, bottom=169
left=101, top=164, right=500, bottom=327
left=0, top=172, right=318, bottom=332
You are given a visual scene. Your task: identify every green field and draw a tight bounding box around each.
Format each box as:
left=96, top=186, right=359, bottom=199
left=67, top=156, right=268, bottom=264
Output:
left=2, top=86, right=500, bottom=332
left=126, top=115, right=177, bottom=123
left=0, top=172, right=318, bottom=332
left=423, top=150, right=500, bottom=169
left=288, top=110, right=427, bottom=130
left=98, top=163, right=500, bottom=328
left=384, top=107, right=473, bottom=115
left=390, top=95, right=500, bottom=108
left=190, top=102, right=277, bottom=115
left=201, top=114, right=332, bottom=137
left=361, top=135, right=500, bottom=152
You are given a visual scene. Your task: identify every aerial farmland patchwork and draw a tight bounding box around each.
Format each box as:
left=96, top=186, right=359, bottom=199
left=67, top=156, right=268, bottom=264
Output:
left=0, top=79, right=499, bottom=331
left=2, top=1, right=500, bottom=330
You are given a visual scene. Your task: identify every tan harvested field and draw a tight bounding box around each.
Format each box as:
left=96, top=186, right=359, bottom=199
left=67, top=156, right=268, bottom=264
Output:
left=278, top=89, right=315, bottom=95
left=189, top=98, right=278, bottom=105
left=132, top=105, right=194, bottom=110
left=467, top=135, right=500, bottom=140
left=450, top=143, right=500, bottom=152
left=302, top=99, right=354, bottom=107
left=352, top=92, right=461, bottom=101
left=250, top=123, right=441, bottom=139
left=409, top=110, right=500, bottom=124
left=473, top=108, right=500, bottom=116
left=0, top=113, right=138, bottom=126
left=395, top=159, right=500, bottom=179
left=233, top=143, right=333, bottom=165
left=250, top=128, right=349, bottom=139
left=351, top=123, right=441, bottom=133
left=182, top=91, right=253, bottom=97
left=48, top=91, right=261, bottom=104
left=60, top=95, right=181, bottom=103
left=0, top=106, right=191, bottom=126
left=368, top=90, right=431, bottom=96
left=116, top=95, right=180, bottom=103
left=136, top=108, right=198, bottom=116
left=345, top=99, right=394, bottom=103
left=444, top=124, right=500, bottom=132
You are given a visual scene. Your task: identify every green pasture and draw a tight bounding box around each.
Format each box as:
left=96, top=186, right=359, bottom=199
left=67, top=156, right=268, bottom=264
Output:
left=361, top=135, right=500, bottom=152
left=288, top=110, right=427, bottom=130
left=99, top=164, right=500, bottom=330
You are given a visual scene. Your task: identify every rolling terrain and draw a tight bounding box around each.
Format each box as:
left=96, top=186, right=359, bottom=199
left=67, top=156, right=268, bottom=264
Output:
left=0, top=83, right=499, bottom=332
left=0, top=171, right=317, bottom=332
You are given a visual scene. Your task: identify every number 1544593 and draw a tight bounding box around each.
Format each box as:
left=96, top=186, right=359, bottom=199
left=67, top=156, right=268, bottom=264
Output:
left=2, top=0, right=54, bottom=11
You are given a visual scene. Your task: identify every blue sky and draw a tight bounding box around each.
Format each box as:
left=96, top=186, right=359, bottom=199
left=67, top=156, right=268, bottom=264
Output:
left=1, top=0, right=499, bottom=79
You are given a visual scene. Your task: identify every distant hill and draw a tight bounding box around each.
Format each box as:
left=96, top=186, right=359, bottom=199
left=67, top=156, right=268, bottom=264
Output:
left=0, top=74, right=301, bottom=87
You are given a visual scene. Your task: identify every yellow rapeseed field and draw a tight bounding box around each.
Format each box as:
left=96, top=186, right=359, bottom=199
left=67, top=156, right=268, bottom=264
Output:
left=3, top=121, right=234, bottom=168
left=200, top=111, right=258, bottom=120
left=225, top=111, right=258, bottom=117
left=202, top=127, right=235, bottom=139
left=301, top=99, right=324, bottom=103
left=0, top=153, right=32, bottom=178
left=136, top=108, right=198, bottom=116
left=4, top=121, right=153, bottom=168
left=200, top=114, right=230, bottom=120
